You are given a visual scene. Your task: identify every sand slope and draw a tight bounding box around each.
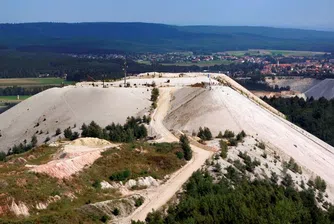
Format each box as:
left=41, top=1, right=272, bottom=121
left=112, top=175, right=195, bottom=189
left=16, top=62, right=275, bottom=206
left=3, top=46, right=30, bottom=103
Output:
left=164, top=86, right=334, bottom=193
left=0, top=86, right=151, bottom=152
left=304, top=79, right=334, bottom=99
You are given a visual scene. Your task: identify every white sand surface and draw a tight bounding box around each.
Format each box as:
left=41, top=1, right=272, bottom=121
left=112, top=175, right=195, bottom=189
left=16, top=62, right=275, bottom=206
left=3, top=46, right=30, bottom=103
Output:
left=0, top=86, right=150, bottom=152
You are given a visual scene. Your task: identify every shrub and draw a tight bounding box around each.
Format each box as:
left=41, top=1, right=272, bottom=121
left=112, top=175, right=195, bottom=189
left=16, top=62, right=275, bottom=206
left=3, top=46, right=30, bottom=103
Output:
left=176, top=151, right=184, bottom=159
left=216, top=131, right=224, bottom=138
left=281, top=173, right=294, bottom=188
left=258, top=142, right=266, bottom=150
left=135, top=197, right=144, bottom=207
left=0, top=152, right=6, bottom=161
left=112, top=208, right=120, bottom=216
left=220, top=140, right=228, bottom=159
left=197, top=127, right=213, bottom=141
left=270, top=172, right=279, bottom=184
left=236, top=130, right=246, bottom=141
left=229, top=138, right=238, bottom=146
left=285, top=157, right=302, bottom=174
left=55, top=128, right=61, bottom=136
left=100, top=215, right=109, bottom=223
left=71, top=132, right=80, bottom=140
left=109, top=169, right=131, bottom=181
left=44, top=136, right=50, bottom=143
left=64, top=127, right=73, bottom=139
left=223, top=130, right=235, bottom=138
left=92, top=180, right=101, bottom=189
left=180, top=134, right=192, bottom=161
left=314, top=176, right=326, bottom=192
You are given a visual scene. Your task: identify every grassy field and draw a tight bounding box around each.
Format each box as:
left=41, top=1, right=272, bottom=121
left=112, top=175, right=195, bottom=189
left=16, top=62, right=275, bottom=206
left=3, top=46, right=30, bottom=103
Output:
left=226, top=49, right=327, bottom=57
left=0, top=141, right=186, bottom=223
left=0, top=77, right=74, bottom=87
left=0, top=95, right=31, bottom=101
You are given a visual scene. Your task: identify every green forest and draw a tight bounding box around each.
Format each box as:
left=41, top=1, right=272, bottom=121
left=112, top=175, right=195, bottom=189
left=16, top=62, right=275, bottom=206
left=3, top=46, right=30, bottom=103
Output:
left=133, top=170, right=334, bottom=224
left=263, top=96, right=334, bottom=146
left=1, top=23, right=334, bottom=53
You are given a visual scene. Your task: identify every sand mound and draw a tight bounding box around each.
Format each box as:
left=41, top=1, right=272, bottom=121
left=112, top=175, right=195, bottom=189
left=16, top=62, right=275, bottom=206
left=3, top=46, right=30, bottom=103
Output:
left=304, top=79, right=334, bottom=99
left=164, top=86, right=334, bottom=193
left=30, top=138, right=117, bottom=179
left=70, top=137, right=112, bottom=147
left=0, top=86, right=150, bottom=152
left=266, top=77, right=320, bottom=93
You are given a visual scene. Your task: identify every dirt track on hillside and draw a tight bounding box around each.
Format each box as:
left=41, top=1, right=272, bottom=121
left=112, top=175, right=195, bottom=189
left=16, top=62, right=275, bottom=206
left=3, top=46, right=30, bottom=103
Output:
left=121, top=88, right=213, bottom=223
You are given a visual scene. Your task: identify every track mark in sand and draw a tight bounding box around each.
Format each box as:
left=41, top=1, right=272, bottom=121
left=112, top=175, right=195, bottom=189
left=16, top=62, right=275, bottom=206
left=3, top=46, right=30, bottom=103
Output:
left=61, top=91, right=77, bottom=119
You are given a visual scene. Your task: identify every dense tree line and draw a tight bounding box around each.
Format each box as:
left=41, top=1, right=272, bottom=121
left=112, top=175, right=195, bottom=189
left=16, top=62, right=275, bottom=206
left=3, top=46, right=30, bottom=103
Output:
left=236, top=79, right=291, bottom=92
left=133, top=170, right=334, bottom=224
left=81, top=117, right=148, bottom=142
left=263, top=96, right=334, bottom=146
left=0, top=86, right=56, bottom=96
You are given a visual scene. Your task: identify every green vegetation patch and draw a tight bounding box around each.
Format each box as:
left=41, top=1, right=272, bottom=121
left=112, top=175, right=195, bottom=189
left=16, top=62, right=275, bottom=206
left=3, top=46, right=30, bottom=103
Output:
left=136, top=170, right=334, bottom=224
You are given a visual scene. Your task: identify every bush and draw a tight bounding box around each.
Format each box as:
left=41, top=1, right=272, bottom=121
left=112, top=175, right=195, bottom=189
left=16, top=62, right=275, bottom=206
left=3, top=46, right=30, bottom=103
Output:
left=92, top=180, right=101, bottom=189
left=180, top=134, right=192, bottom=161
left=314, top=176, right=326, bottom=192
left=197, top=127, right=213, bottom=141
left=229, top=138, right=238, bottom=146
left=0, top=152, right=6, bottom=161
left=44, top=136, right=50, bottom=143
left=285, top=157, right=302, bottom=174
left=257, top=142, right=266, bottom=150
left=270, top=172, right=279, bottom=184
left=135, top=197, right=144, bottom=207
left=220, top=140, right=228, bottom=159
left=55, top=128, right=61, bottom=136
left=112, top=208, right=120, bottom=216
left=100, top=215, right=109, bottom=223
left=151, top=88, right=159, bottom=102
left=64, top=127, right=73, bottom=139
left=223, top=130, right=235, bottom=138
left=176, top=151, right=184, bottom=159
left=109, top=169, right=131, bottom=181
left=71, top=132, right=80, bottom=140
left=236, top=130, right=246, bottom=141
left=281, top=173, right=294, bottom=188
left=216, top=131, right=224, bottom=138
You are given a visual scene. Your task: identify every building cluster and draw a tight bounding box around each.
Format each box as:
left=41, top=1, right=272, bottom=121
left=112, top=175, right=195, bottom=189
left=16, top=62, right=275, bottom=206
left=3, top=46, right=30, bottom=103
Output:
left=67, top=52, right=334, bottom=77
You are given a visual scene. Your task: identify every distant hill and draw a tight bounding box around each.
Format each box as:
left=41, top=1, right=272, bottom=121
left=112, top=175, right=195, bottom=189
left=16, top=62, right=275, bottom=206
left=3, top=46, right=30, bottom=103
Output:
left=1, top=22, right=334, bottom=53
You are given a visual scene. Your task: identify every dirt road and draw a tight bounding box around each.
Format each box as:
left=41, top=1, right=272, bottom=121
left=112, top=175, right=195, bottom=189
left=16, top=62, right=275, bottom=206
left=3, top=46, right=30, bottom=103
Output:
left=121, top=88, right=213, bottom=223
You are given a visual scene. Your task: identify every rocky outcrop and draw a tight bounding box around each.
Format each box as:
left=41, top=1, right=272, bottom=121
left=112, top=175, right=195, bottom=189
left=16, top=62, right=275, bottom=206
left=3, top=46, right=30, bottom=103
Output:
left=10, top=200, right=29, bottom=217
left=125, top=176, right=159, bottom=189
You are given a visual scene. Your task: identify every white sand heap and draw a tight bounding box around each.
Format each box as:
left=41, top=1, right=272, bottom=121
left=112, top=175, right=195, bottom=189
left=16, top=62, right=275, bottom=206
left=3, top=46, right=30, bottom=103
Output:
left=29, top=138, right=117, bottom=179
left=0, top=86, right=150, bottom=152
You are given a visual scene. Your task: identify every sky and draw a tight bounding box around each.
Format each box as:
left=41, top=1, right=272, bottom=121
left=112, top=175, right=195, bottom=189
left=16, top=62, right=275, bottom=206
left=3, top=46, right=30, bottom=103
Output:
left=1, top=0, right=334, bottom=30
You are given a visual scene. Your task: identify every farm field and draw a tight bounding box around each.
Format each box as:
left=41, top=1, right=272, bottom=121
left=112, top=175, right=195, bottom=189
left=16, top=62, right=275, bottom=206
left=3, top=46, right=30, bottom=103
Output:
left=0, top=95, right=31, bottom=101
left=0, top=78, right=74, bottom=87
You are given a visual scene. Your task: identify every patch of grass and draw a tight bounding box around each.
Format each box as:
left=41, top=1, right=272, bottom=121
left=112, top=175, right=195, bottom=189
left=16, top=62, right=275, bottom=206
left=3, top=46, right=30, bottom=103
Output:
left=0, top=78, right=74, bottom=87
left=0, top=95, right=31, bottom=101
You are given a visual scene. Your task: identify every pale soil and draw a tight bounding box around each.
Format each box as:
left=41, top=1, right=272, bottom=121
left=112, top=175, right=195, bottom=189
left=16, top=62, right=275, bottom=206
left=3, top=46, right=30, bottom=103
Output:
left=304, top=79, right=334, bottom=99
left=207, top=137, right=334, bottom=204
left=29, top=138, right=117, bottom=179
left=266, top=77, right=321, bottom=93
left=164, top=85, right=334, bottom=198
left=0, top=87, right=150, bottom=152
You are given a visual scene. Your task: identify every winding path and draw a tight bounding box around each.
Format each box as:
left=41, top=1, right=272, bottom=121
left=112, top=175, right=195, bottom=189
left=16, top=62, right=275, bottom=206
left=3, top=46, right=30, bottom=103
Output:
left=121, top=88, right=213, bottom=223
